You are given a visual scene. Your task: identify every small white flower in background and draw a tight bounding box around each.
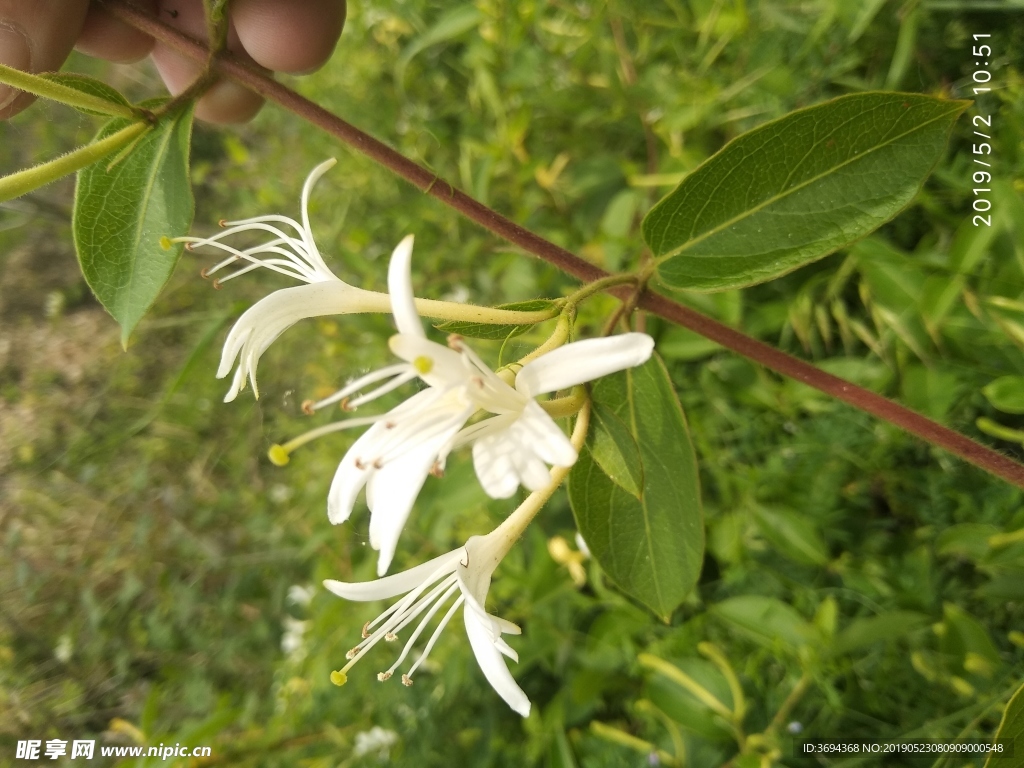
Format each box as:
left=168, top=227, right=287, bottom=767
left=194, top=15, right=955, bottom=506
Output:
left=280, top=235, right=653, bottom=575
left=287, top=584, right=316, bottom=607
left=177, top=158, right=391, bottom=402
left=281, top=616, right=309, bottom=661
left=324, top=531, right=531, bottom=717
left=54, top=634, right=73, bottom=663
left=353, top=726, right=398, bottom=759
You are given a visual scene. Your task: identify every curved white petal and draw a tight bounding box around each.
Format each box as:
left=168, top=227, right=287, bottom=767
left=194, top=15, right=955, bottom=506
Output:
left=515, top=333, right=655, bottom=397
left=218, top=281, right=391, bottom=402
left=367, top=431, right=453, bottom=577
left=516, top=400, right=577, bottom=468
left=464, top=609, right=530, bottom=717
left=472, top=436, right=520, bottom=499
left=323, top=548, right=463, bottom=601
left=327, top=423, right=384, bottom=525
left=299, top=158, right=338, bottom=274
left=387, top=235, right=422, bottom=338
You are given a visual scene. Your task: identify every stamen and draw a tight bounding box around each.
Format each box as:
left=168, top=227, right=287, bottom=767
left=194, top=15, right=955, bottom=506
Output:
left=346, top=647, right=360, bottom=660
left=301, top=399, right=315, bottom=415
left=218, top=219, right=228, bottom=227
left=340, top=397, right=353, bottom=412
left=377, top=671, right=392, bottom=682
left=362, top=622, right=372, bottom=639
left=430, top=462, right=444, bottom=478
left=385, top=421, right=396, bottom=429
left=354, top=458, right=366, bottom=470
left=211, top=279, right=222, bottom=290
left=268, top=444, right=290, bottom=467
left=200, top=267, right=210, bottom=278
left=413, top=355, right=434, bottom=375
left=406, top=595, right=465, bottom=679
left=401, top=675, right=414, bottom=687
left=373, top=459, right=384, bottom=469
left=447, top=334, right=465, bottom=350
left=273, top=415, right=391, bottom=460
left=185, top=242, right=195, bottom=251
left=311, top=364, right=412, bottom=412
left=330, top=670, right=348, bottom=686
left=384, top=632, right=398, bottom=642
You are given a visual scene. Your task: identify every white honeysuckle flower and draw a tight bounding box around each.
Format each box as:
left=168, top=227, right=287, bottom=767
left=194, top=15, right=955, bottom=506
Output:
left=176, top=158, right=391, bottom=402
left=324, top=531, right=531, bottom=717
left=272, top=235, right=654, bottom=576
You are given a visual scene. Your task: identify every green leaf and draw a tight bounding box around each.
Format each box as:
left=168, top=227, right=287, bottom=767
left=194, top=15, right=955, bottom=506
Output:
left=712, top=596, right=816, bottom=652
left=831, top=611, right=928, bottom=655
left=983, top=377, right=1024, bottom=415
left=588, top=402, right=643, bottom=498
left=984, top=680, right=1024, bottom=768
left=39, top=72, right=133, bottom=117
left=73, top=105, right=195, bottom=346
left=568, top=355, right=703, bottom=620
left=396, top=5, right=483, bottom=91
left=434, top=299, right=558, bottom=340
left=752, top=506, right=829, bottom=566
left=643, top=92, right=968, bottom=292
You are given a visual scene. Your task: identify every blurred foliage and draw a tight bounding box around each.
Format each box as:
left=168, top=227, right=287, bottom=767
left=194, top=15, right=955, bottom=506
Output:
left=2, top=0, right=1024, bottom=766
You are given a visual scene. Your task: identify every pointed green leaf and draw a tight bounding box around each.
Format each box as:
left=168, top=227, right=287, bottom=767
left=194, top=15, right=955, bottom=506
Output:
left=568, top=355, right=703, bottom=620
left=712, top=596, right=816, bottom=652
left=752, top=506, right=829, bottom=567
left=73, top=104, right=195, bottom=346
left=643, top=92, right=968, bottom=292
left=985, top=680, right=1024, bottom=768
left=39, top=72, right=134, bottom=117
left=434, top=299, right=559, bottom=340
left=983, top=377, right=1024, bottom=415
left=831, top=611, right=928, bottom=655
left=588, top=402, right=643, bottom=498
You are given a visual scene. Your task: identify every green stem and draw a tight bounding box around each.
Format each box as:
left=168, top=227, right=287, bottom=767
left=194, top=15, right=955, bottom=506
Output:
left=564, top=273, right=639, bottom=308
left=413, top=297, right=558, bottom=327
left=0, top=121, right=149, bottom=203
left=0, top=63, right=139, bottom=119
left=765, top=673, right=811, bottom=737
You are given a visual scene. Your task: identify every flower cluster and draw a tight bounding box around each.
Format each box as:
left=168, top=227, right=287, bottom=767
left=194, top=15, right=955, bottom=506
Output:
left=187, top=162, right=655, bottom=716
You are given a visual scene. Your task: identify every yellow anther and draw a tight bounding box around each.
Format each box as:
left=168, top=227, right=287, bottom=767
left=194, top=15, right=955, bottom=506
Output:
left=377, top=671, right=392, bottom=682
left=159, top=235, right=173, bottom=251
left=330, top=670, right=348, bottom=686
left=401, top=674, right=414, bottom=687
left=413, top=355, right=434, bottom=375
left=268, top=444, right=290, bottom=467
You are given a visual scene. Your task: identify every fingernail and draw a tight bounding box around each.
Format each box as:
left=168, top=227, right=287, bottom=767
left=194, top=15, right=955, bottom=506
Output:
left=0, top=21, right=32, bottom=112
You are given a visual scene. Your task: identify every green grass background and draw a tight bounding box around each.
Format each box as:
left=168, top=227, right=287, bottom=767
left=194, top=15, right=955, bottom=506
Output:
left=2, top=0, right=1024, bottom=765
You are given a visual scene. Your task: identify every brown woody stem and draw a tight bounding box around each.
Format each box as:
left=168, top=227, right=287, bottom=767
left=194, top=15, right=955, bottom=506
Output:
left=100, top=0, right=1024, bottom=490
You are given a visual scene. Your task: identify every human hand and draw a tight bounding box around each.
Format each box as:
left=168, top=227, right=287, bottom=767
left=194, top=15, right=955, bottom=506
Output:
left=0, top=0, right=346, bottom=124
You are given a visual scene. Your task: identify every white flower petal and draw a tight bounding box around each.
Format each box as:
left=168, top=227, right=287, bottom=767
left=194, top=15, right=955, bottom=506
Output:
left=368, top=431, right=454, bottom=577
left=323, top=548, right=464, bottom=601
left=387, top=235, right=422, bottom=338
left=516, top=401, right=577, bottom=467
left=472, top=436, right=521, bottom=499
left=515, top=333, right=655, bottom=397
left=464, top=610, right=531, bottom=717
left=218, top=281, right=390, bottom=401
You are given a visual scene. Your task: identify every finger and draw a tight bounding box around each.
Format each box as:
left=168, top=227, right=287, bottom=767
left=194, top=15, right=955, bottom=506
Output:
left=75, top=0, right=158, bottom=64
left=0, top=0, right=90, bottom=119
left=150, top=0, right=265, bottom=124
left=232, top=0, right=346, bottom=74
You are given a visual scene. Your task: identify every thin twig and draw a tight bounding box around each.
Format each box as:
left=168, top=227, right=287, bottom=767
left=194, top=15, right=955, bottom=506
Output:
left=99, top=0, right=1024, bottom=491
